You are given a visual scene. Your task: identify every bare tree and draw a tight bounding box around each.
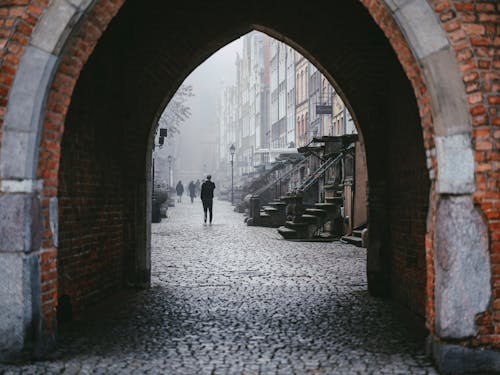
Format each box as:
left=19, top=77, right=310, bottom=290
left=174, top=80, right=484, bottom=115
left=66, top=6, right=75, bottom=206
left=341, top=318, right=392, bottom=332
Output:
left=158, top=84, right=194, bottom=138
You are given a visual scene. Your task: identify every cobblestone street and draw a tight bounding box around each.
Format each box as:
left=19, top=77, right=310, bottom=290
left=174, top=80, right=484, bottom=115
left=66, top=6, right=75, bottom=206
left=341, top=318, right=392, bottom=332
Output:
left=1, top=199, right=438, bottom=374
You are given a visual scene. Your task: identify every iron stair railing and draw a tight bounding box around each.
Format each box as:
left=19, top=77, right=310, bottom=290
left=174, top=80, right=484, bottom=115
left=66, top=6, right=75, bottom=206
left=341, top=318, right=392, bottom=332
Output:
left=298, top=151, right=344, bottom=193
left=253, top=156, right=309, bottom=199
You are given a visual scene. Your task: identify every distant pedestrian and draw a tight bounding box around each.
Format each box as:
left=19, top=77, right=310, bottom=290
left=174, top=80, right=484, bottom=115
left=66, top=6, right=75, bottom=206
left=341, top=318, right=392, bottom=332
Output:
left=175, top=180, right=184, bottom=203
left=201, top=175, right=216, bottom=225
left=195, top=179, right=201, bottom=197
left=188, top=180, right=196, bottom=203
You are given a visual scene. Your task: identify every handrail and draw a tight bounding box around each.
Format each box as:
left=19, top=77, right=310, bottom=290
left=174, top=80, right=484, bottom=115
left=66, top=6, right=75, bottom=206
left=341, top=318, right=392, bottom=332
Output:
left=253, top=156, right=308, bottom=198
left=299, top=151, right=344, bottom=193
left=244, top=162, right=284, bottom=194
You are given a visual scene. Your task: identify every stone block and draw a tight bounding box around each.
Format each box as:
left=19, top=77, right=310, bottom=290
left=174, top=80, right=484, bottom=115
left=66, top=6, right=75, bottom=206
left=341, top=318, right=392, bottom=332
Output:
left=0, top=179, right=43, bottom=194
left=0, top=131, right=38, bottom=180
left=0, top=194, right=42, bottom=253
left=428, top=337, right=500, bottom=375
left=0, top=252, right=40, bottom=361
left=4, top=47, right=56, bottom=133
left=394, top=1, right=449, bottom=60
left=66, top=0, right=94, bottom=9
left=30, top=0, right=78, bottom=55
left=49, top=197, right=58, bottom=248
left=434, top=196, right=491, bottom=339
left=422, top=50, right=471, bottom=137
left=383, top=0, right=412, bottom=12
left=435, top=134, right=475, bottom=194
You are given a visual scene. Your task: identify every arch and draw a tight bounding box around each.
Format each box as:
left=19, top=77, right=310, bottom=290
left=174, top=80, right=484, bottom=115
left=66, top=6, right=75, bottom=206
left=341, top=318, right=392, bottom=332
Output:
left=0, top=0, right=493, bottom=371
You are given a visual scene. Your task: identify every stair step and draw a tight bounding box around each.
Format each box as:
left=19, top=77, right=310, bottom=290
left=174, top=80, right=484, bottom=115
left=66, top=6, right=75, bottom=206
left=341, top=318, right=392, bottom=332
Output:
left=285, top=221, right=309, bottom=228
left=325, top=197, right=343, bottom=204
left=305, top=208, right=327, bottom=216
left=299, top=214, right=320, bottom=224
left=341, top=235, right=363, bottom=247
left=277, top=226, right=298, bottom=239
left=269, top=201, right=287, bottom=207
left=263, top=206, right=278, bottom=213
left=352, top=229, right=363, bottom=238
left=314, top=203, right=338, bottom=211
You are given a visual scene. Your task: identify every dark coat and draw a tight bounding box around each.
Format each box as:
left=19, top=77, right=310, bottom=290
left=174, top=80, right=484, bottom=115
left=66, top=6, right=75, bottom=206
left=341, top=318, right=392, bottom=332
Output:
left=188, top=182, right=196, bottom=197
left=175, top=182, right=184, bottom=196
left=200, top=180, right=215, bottom=201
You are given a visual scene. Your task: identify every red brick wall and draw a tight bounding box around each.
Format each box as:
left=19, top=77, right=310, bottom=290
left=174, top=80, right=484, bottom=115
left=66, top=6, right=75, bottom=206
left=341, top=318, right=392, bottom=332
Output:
left=38, top=0, right=125, bottom=328
left=359, top=0, right=437, bottom=330
left=0, top=0, right=497, bottom=349
left=430, top=0, right=500, bottom=349
left=57, top=99, right=126, bottom=317
left=386, top=69, right=430, bottom=320
left=0, top=0, right=46, bottom=155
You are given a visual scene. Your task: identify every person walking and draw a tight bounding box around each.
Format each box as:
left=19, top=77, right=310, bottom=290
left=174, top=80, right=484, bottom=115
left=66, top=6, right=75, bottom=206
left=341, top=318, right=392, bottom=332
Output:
left=175, top=180, right=184, bottom=203
left=195, top=179, right=201, bottom=197
left=188, top=180, right=196, bottom=203
left=201, top=175, right=216, bottom=225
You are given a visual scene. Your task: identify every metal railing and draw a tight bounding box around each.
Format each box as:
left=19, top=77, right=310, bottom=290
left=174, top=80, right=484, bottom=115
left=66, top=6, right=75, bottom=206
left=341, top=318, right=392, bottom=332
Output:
left=253, top=156, right=309, bottom=199
left=298, top=151, right=344, bottom=193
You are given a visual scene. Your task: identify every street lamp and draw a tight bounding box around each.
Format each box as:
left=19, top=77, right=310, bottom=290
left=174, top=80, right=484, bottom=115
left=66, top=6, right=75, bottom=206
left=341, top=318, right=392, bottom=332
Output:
left=230, top=144, right=235, bottom=205
left=167, top=155, right=172, bottom=188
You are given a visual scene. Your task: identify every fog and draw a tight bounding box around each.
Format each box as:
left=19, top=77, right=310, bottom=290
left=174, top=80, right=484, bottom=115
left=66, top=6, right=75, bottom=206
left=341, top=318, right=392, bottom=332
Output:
left=154, top=37, right=243, bottom=189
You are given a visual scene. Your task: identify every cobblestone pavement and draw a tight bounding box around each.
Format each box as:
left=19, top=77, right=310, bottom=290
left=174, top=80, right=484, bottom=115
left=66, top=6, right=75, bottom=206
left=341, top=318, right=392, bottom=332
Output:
left=1, top=199, right=439, bottom=374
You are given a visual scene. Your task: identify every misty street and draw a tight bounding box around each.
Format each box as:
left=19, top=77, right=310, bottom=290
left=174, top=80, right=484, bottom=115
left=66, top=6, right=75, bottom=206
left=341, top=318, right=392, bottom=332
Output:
left=1, top=200, right=437, bottom=374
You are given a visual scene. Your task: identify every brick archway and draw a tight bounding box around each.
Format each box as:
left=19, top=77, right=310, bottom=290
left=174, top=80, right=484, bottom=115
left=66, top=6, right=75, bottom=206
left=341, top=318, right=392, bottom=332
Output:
left=0, top=0, right=496, bottom=371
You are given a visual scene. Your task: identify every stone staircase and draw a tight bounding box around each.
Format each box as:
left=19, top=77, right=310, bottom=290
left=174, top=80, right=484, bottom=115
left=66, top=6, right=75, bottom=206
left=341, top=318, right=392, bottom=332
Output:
left=277, top=195, right=343, bottom=241
left=258, top=200, right=287, bottom=228
left=341, top=227, right=366, bottom=247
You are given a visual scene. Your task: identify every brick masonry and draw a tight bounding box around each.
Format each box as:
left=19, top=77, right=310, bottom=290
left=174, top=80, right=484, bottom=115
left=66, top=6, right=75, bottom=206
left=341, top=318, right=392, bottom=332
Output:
left=428, top=0, right=500, bottom=348
left=0, top=0, right=497, bottom=356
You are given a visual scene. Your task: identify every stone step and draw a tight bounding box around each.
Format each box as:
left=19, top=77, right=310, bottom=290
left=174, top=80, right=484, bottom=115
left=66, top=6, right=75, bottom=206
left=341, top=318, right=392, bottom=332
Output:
left=263, top=206, right=278, bottom=214
left=305, top=208, right=327, bottom=216
left=313, top=232, right=337, bottom=242
left=299, top=214, right=321, bottom=224
left=325, top=197, right=343, bottom=205
left=268, top=201, right=287, bottom=207
left=277, top=226, right=298, bottom=239
left=341, top=235, right=363, bottom=247
left=314, top=203, right=338, bottom=211
left=352, top=229, right=363, bottom=238
left=285, top=221, right=309, bottom=229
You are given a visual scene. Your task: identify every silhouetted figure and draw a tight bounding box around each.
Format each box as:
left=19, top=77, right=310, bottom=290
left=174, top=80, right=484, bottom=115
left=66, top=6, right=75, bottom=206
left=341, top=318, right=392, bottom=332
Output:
left=188, top=180, right=196, bottom=203
left=175, top=180, right=184, bottom=203
left=201, top=175, right=216, bottom=225
left=195, top=179, right=201, bottom=197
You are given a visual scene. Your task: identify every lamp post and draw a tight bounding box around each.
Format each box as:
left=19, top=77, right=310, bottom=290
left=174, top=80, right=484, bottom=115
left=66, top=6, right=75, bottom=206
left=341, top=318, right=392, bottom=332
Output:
left=230, top=144, right=235, bottom=205
left=167, top=155, right=172, bottom=188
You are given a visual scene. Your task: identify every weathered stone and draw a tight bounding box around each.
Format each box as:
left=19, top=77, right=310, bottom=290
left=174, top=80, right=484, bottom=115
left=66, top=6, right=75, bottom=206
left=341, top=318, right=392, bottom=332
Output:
left=435, top=134, right=475, bottom=194
left=0, top=194, right=42, bottom=253
left=422, top=50, right=471, bottom=137
left=0, top=131, right=39, bottom=180
left=1, top=46, right=56, bottom=180
left=4, top=47, right=56, bottom=133
left=49, top=198, right=58, bottom=248
left=66, top=0, right=94, bottom=10
left=428, top=337, right=500, bottom=375
left=30, top=0, right=78, bottom=55
left=383, top=0, right=413, bottom=13
left=0, top=252, right=39, bottom=362
left=435, top=196, right=491, bottom=339
left=393, top=1, right=449, bottom=59
left=0, top=179, right=43, bottom=194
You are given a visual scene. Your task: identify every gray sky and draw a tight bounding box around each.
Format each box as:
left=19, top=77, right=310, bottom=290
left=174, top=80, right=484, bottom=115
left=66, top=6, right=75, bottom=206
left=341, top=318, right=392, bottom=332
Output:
left=173, top=37, right=243, bottom=185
